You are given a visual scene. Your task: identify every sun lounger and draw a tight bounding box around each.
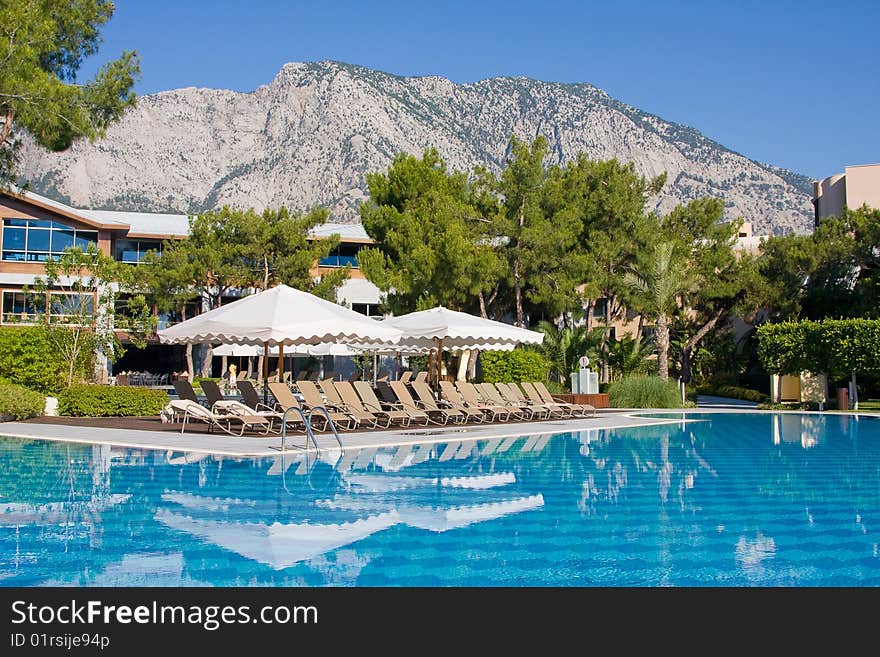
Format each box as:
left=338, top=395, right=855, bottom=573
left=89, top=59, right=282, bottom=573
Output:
left=316, top=379, right=347, bottom=411
left=353, top=380, right=425, bottom=427
left=173, top=380, right=202, bottom=404
left=168, top=399, right=273, bottom=436
left=493, top=382, right=551, bottom=420
left=414, top=371, right=428, bottom=383
left=387, top=380, right=451, bottom=426
left=269, top=382, right=357, bottom=431
left=331, top=381, right=387, bottom=429
left=440, top=380, right=495, bottom=423
left=533, top=381, right=596, bottom=417
left=409, top=380, right=469, bottom=425
left=519, top=381, right=573, bottom=417
left=505, top=382, right=565, bottom=419
left=399, top=371, right=413, bottom=384
left=455, top=381, right=514, bottom=421
left=475, top=383, right=528, bottom=420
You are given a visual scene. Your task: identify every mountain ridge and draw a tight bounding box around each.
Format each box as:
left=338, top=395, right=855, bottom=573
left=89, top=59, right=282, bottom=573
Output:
left=19, top=60, right=813, bottom=234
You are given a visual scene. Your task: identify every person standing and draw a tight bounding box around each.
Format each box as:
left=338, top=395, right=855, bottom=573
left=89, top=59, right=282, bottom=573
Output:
left=228, top=362, right=237, bottom=391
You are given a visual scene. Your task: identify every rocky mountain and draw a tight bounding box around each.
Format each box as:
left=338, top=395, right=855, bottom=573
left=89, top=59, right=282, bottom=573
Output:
left=19, top=60, right=813, bottom=235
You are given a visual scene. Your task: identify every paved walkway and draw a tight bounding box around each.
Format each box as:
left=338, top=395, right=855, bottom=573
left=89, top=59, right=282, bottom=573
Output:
left=0, top=413, right=683, bottom=457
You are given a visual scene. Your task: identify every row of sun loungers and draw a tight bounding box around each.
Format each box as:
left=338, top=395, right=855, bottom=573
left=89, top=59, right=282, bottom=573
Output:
left=168, top=377, right=595, bottom=436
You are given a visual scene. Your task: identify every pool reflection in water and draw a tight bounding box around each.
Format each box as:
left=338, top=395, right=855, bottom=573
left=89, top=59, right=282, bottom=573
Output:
left=1, top=412, right=878, bottom=586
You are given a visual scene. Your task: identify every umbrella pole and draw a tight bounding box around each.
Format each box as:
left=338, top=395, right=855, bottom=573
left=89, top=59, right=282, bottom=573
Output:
left=263, top=342, right=269, bottom=405
left=373, top=351, right=377, bottom=385
left=435, top=338, right=443, bottom=395
left=279, top=344, right=285, bottom=384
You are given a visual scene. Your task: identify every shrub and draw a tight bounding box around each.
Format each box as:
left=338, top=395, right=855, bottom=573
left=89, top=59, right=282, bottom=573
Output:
left=58, top=385, right=169, bottom=417
left=0, top=383, right=45, bottom=420
left=0, top=326, right=93, bottom=394
left=695, top=383, right=769, bottom=403
left=608, top=375, right=682, bottom=408
left=480, top=350, right=550, bottom=383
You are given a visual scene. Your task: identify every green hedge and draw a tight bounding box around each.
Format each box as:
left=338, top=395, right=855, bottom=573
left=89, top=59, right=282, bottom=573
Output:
left=695, top=383, right=769, bottom=403
left=608, top=375, right=682, bottom=408
left=758, top=319, right=880, bottom=376
left=480, top=350, right=549, bottom=383
left=0, top=326, right=93, bottom=394
left=58, top=385, right=169, bottom=417
left=0, top=383, right=45, bottom=420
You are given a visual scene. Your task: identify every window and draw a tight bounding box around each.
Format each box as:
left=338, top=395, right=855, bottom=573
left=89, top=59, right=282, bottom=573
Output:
left=592, top=298, right=608, bottom=319
left=114, top=238, right=161, bottom=263
left=0, top=290, right=94, bottom=325
left=2, top=218, right=99, bottom=262
left=1, top=291, right=41, bottom=324
left=49, top=292, right=94, bottom=325
left=319, top=243, right=362, bottom=268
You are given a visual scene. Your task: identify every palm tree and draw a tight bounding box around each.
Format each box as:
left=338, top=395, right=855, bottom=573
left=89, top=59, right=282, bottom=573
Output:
left=536, top=320, right=587, bottom=385
left=624, top=242, right=690, bottom=380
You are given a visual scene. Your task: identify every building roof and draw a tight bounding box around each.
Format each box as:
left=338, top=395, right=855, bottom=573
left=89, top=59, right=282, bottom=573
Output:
left=86, top=209, right=190, bottom=238
left=2, top=186, right=372, bottom=243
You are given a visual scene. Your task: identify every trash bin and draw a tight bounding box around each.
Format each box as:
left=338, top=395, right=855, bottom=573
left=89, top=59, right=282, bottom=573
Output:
left=837, top=387, right=849, bottom=411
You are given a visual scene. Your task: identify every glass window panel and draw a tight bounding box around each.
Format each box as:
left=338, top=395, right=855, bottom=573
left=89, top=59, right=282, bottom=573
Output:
left=50, top=293, right=94, bottom=318
left=27, top=219, right=53, bottom=228
left=114, top=239, right=139, bottom=262
left=2, top=226, right=26, bottom=250
left=74, top=231, right=98, bottom=249
left=26, top=252, right=50, bottom=262
left=2, top=251, right=26, bottom=261
left=2, top=291, right=43, bottom=323
left=26, top=229, right=51, bottom=252
left=318, top=255, right=339, bottom=267
left=4, top=218, right=27, bottom=227
left=52, top=229, right=75, bottom=253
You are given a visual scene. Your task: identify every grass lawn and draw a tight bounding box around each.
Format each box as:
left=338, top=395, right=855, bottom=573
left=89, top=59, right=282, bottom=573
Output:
left=830, top=399, right=880, bottom=412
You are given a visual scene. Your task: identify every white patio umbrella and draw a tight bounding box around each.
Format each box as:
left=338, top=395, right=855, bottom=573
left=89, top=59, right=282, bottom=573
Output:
left=157, top=284, right=401, bottom=392
left=381, top=306, right=544, bottom=385
left=211, top=343, right=358, bottom=357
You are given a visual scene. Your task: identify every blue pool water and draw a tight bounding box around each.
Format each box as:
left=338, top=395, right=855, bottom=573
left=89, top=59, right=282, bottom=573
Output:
left=1, top=412, right=879, bottom=586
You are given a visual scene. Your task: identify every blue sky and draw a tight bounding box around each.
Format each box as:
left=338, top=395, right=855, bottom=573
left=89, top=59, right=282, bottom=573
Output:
left=80, top=0, right=879, bottom=179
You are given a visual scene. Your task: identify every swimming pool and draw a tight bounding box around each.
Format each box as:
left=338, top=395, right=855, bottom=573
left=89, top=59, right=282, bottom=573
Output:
left=1, top=412, right=878, bottom=586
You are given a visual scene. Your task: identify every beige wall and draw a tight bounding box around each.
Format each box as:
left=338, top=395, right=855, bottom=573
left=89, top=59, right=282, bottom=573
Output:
left=813, top=164, right=880, bottom=221
left=844, top=163, right=880, bottom=211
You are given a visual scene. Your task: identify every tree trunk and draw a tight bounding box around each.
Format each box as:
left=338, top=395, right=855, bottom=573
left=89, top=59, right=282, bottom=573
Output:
left=467, top=349, right=479, bottom=380
left=456, top=350, right=469, bottom=381
left=263, top=255, right=269, bottom=290
left=513, top=256, right=524, bottom=327
left=185, top=344, right=194, bottom=380
left=221, top=355, right=228, bottom=383
left=680, top=309, right=725, bottom=384
left=478, top=292, right=488, bottom=319
left=257, top=355, right=264, bottom=384
left=656, top=312, right=669, bottom=381
left=585, top=299, right=593, bottom=332
left=0, top=108, right=14, bottom=145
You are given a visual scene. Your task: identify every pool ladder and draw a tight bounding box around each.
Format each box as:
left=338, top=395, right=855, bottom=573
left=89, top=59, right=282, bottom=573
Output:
left=279, top=405, right=344, bottom=455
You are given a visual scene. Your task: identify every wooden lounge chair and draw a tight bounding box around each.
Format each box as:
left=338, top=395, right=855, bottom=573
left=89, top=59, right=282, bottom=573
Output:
left=388, top=380, right=451, bottom=426
left=454, top=381, right=513, bottom=422
left=173, top=380, right=202, bottom=404
left=269, top=382, right=357, bottom=431
left=199, top=380, right=227, bottom=409
left=533, top=381, right=596, bottom=417
left=226, top=379, right=305, bottom=431
left=503, top=381, right=565, bottom=419
left=169, top=399, right=273, bottom=436
left=519, top=381, right=573, bottom=417
left=440, top=381, right=500, bottom=423
left=409, top=380, right=471, bottom=424
left=494, top=382, right=551, bottom=419
left=333, top=381, right=389, bottom=428
left=476, top=383, right=531, bottom=420
left=353, top=381, right=427, bottom=427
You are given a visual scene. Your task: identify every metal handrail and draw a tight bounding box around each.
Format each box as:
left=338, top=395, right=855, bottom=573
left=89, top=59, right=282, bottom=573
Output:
left=306, top=406, right=344, bottom=453
left=280, top=405, right=320, bottom=453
